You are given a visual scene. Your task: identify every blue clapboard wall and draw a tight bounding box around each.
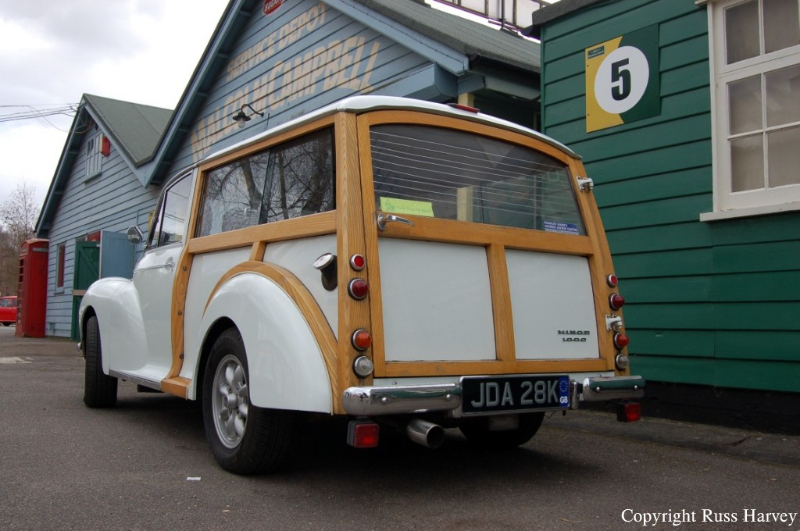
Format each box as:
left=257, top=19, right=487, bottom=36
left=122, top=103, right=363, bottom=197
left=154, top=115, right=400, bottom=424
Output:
left=168, top=0, right=432, bottom=174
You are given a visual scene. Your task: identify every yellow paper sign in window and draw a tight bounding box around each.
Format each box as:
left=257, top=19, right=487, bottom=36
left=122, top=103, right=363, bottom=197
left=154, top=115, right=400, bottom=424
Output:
left=379, top=197, right=435, bottom=217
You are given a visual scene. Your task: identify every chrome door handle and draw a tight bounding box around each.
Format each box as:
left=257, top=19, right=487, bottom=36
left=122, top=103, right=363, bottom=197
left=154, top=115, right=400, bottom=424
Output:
left=377, top=212, right=415, bottom=231
left=164, top=257, right=175, bottom=271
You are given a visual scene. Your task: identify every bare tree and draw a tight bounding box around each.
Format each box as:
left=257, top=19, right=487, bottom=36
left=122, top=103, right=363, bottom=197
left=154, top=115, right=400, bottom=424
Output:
left=0, top=181, right=40, bottom=296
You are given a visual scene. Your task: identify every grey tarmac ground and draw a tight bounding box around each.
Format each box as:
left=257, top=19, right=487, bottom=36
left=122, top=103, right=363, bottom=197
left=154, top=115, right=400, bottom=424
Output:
left=1, top=326, right=798, bottom=531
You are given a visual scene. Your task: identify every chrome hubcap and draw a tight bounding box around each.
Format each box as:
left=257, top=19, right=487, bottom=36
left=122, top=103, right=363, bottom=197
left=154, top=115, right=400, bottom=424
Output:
left=212, top=354, right=249, bottom=449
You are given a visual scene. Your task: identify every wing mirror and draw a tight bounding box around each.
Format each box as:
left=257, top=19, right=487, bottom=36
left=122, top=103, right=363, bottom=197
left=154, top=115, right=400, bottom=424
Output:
left=126, top=225, right=144, bottom=245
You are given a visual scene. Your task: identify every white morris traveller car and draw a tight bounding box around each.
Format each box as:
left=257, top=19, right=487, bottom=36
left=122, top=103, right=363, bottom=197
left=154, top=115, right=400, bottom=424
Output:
left=80, top=96, right=644, bottom=475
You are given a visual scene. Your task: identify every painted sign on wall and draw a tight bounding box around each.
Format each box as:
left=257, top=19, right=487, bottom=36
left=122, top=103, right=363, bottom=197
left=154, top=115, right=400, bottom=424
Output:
left=585, top=25, right=659, bottom=133
left=188, top=2, right=385, bottom=164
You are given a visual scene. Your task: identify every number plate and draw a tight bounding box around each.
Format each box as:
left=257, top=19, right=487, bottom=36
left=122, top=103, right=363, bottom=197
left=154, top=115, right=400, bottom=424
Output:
left=461, top=375, right=570, bottom=415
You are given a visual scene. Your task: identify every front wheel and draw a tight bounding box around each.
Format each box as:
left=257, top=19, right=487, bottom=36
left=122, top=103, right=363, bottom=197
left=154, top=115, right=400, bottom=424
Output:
left=459, top=413, right=544, bottom=449
left=202, top=328, right=296, bottom=475
left=83, top=315, right=118, bottom=408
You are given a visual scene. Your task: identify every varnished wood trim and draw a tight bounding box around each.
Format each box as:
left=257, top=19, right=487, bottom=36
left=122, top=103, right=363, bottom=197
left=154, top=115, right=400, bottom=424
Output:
left=383, top=359, right=610, bottom=378
left=187, top=211, right=336, bottom=255
left=168, top=168, right=205, bottom=382
left=335, top=113, right=373, bottom=413
left=206, top=261, right=340, bottom=410
left=249, top=241, right=267, bottom=262
left=198, top=116, right=337, bottom=174
left=160, top=377, right=191, bottom=398
left=487, top=244, right=514, bottom=362
left=356, top=113, right=386, bottom=376
left=375, top=216, right=594, bottom=255
left=568, top=158, right=619, bottom=373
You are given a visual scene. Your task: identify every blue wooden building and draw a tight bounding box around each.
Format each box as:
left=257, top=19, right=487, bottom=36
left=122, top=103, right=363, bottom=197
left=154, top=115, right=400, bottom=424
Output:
left=36, top=0, right=542, bottom=338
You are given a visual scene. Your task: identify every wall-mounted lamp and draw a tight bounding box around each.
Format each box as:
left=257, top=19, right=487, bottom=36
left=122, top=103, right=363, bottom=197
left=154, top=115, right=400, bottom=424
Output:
left=232, top=103, right=265, bottom=129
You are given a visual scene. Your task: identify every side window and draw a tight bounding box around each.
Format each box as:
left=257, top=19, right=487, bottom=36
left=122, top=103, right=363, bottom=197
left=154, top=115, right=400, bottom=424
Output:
left=197, top=128, right=334, bottom=237
left=148, top=174, right=193, bottom=248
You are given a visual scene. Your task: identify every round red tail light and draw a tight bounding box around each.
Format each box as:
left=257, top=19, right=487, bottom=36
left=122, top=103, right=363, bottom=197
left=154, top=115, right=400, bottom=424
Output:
left=351, top=329, right=372, bottom=351
left=613, top=332, right=630, bottom=350
left=609, top=293, right=625, bottom=310
left=607, top=274, right=618, bottom=287
left=350, top=254, right=366, bottom=271
left=348, top=278, right=369, bottom=300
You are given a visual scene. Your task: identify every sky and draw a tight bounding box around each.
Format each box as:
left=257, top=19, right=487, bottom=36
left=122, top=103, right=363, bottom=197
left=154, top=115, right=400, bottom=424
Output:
left=0, top=0, right=228, bottom=212
left=0, top=0, right=543, bottom=215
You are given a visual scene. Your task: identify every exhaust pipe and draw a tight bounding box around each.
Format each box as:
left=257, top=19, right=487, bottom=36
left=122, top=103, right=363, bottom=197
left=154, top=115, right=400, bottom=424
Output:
left=406, top=419, right=445, bottom=449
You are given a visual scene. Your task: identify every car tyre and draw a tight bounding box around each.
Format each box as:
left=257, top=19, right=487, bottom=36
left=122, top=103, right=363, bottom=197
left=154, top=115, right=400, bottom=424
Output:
left=459, top=413, right=544, bottom=449
left=83, top=315, right=118, bottom=408
left=202, top=328, right=296, bottom=475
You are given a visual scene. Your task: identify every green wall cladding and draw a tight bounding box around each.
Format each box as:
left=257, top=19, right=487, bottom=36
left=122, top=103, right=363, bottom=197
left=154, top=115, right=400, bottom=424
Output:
left=539, top=0, right=800, bottom=393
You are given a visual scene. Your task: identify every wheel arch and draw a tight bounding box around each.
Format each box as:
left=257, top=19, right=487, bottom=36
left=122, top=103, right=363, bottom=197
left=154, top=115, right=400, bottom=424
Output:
left=192, top=263, right=337, bottom=414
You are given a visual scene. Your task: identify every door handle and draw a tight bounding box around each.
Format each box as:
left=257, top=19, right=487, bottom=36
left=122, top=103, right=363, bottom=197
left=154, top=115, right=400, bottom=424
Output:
left=164, top=257, right=175, bottom=271
left=377, top=212, right=415, bottom=231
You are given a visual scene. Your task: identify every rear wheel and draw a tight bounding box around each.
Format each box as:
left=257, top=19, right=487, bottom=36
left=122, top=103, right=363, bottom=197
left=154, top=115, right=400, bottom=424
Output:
left=459, top=413, right=544, bottom=449
left=202, top=328, right=296, bottom=475
left=83, top=315, right=118, bottom=408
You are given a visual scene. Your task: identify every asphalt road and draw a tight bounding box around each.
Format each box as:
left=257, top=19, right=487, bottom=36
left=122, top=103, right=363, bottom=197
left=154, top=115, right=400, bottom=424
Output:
left=1, top=328, right=798, bottom=531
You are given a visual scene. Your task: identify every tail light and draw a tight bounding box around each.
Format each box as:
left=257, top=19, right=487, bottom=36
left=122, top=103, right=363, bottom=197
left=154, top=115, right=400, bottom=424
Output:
left=353, top=355, right=374, bottom=378
left=347, top=420, right=380, bottom=448
left=348, top=278, right=369, bottom=300
left=350, top=254, right=366, bottom=271
left=351, top=329, right=372, bottom=351
left=613, top=332, right=630, bottom=350
left=609, top=293, right=625, bottom=310
left=607, top=274, right=618, bottom=287
left=617, top=402, right=641, bottom=423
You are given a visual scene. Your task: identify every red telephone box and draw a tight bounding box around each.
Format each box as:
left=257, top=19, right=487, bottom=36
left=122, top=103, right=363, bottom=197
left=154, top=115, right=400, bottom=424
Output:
left=16, top=239, right=49, bottom=338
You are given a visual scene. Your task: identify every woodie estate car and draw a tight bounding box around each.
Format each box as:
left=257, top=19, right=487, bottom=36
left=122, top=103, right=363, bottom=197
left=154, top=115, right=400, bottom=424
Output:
left=79, top=96, right=644, bottom=475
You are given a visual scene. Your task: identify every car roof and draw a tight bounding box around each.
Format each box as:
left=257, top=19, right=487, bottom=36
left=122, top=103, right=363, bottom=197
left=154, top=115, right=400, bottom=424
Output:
left=202, top=95, right=579, bottom=166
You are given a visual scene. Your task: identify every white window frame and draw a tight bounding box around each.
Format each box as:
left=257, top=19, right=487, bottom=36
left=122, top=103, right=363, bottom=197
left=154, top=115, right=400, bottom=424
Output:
left=85, top=130, right=103, bottom=179
left=703, top=0, right=800, bottom=221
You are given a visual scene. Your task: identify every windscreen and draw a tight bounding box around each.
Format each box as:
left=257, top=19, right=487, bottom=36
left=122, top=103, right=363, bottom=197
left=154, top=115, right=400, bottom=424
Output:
left=370, top=124, right=585, bottom=235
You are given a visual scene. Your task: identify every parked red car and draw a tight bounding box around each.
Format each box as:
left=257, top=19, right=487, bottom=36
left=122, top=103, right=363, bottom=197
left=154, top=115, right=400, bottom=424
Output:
left=0, top=296, right=18, bottom=326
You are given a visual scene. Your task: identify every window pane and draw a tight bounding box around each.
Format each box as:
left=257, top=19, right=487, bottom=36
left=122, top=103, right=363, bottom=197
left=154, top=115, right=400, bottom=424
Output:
left=198, top=154, right=268, bottom=237
left=371, top=125, right=585, bottom=234
left=767, top=125, right=800, bottom=187
left=259, top=129, right=335, bottom=223
left=159, top=176, right=192, bottom=245
left=726, top=0, right=760, bottom=64
left=766, top=64, right=800, bottom=126
left=729, top=75, right=762, bottom=134
left=731, top=134, right=765, bottom=192
left=197, top=128, right=334, bottom=237
left=764, top=0, right=800, bottom=53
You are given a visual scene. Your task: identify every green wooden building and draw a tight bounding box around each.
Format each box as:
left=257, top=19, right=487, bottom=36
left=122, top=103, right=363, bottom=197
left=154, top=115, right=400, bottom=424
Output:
left=530, top=0, right=800, bottom=394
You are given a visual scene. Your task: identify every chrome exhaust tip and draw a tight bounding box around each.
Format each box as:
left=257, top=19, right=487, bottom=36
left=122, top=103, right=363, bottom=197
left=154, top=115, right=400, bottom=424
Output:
left=406, top=419, right=445, bottom=449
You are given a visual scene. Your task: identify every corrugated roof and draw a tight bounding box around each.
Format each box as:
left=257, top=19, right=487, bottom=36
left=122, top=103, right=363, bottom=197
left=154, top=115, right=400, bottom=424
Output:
left=356, top=0, right=540, bottom=72
left=83, top=94, right=173, bottom=166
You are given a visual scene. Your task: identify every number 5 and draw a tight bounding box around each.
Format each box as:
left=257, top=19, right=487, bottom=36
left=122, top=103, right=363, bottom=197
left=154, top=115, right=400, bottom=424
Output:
left=611, top=58, right=631, bottom=101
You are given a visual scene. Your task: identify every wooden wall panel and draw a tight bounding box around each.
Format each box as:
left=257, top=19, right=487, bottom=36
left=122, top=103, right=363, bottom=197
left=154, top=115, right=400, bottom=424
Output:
left=538, top=0, right=800, bottom=392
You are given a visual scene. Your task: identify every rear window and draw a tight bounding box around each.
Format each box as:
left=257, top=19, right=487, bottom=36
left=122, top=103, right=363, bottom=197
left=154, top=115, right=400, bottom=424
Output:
left=370, top=124, right=585, bottom=235
left=197, top=128, right=334, bottom=237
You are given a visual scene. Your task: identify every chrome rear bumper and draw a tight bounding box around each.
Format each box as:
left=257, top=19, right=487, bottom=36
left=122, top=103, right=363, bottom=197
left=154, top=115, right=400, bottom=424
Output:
left=342, top=375, right=645, bottom=416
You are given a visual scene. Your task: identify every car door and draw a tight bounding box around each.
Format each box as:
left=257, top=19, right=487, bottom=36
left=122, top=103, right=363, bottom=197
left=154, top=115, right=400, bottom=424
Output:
left=131, top=172, right=194, bottom=378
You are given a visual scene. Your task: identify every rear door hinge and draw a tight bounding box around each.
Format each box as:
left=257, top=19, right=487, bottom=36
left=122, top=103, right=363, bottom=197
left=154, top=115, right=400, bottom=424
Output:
left=576, top=176, right=594, bottom=192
